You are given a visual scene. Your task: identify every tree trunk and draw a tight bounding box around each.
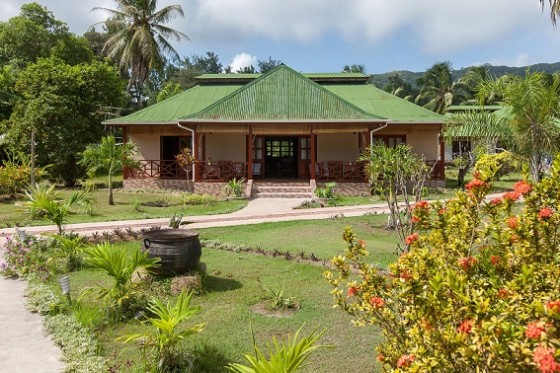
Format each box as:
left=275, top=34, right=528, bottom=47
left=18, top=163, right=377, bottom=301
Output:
left=108, top=172, right=114, bottom=205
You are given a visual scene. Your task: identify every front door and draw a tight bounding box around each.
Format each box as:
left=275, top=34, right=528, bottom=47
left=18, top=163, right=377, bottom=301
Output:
left=264, top=137, right=298, bottom=178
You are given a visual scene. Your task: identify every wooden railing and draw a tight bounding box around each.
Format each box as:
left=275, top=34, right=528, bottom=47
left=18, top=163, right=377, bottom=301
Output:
left=125, top=160, right=247, bottom=181
left=125, top=159, right=444, bottom=182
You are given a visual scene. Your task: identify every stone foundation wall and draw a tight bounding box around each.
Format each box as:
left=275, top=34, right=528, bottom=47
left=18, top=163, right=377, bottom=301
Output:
left=193, top=182, right=227, bottom=196
left=123, top=178, right=194, bottom=191
left=316, top=182, right=371, bottom=196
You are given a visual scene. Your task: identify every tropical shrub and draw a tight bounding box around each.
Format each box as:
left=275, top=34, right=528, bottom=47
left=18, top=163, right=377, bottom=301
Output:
left=82, top=243, right=159, bottom=320
left=51, top=233, right=86, bottom=271
left=118, top=290, right=204, bottom=372
left=223, top=177, right=246, bottom=198
left=474, top=150, right=519, bottom=181
left=179, top=193, right=216, bottom=206
left=314, top=182, right=336, bottom=199
left=326, top=158, right=560, bottom=372
left=0, top=160, right=44, bottom=195
left=22, top=183, right=92, bottom=234
left=227, top=325, right=329, bottom=373
left=0, top=230, right=50, bottom=279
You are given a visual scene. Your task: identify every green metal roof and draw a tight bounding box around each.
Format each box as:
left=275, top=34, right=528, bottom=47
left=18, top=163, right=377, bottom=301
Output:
left=105, top=65, right=444, bottom=125
left=323, top=84, right=443, bottom=123
left=181, top=65, right=381, bottom=121
left=105, top=84, right=243, bottom=124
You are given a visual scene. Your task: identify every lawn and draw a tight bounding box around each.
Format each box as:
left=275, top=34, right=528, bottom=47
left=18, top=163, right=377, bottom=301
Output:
left=62, top=238, right=386, bottom=373
left=0, top=187, right=247, bottom=228
left=197, top=214, right=397, bottom=268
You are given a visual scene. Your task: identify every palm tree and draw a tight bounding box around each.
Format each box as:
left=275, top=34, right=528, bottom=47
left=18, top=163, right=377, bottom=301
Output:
left=477, top=71, right=560, bottom=181
left=416, top=62, right=465, bottom=114
left=540, top=0, right=560, bottom=25
left=93, top=0, right=189, bottom=98
left=458, top=65, right=500, bottom=104
left=79, top=135, right=139, bottom=205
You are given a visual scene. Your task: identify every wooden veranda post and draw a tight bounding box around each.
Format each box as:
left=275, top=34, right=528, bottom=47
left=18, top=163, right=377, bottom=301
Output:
left=310, top=126, right=316, bottom=179
left=248, top=125, right=253, bottom=179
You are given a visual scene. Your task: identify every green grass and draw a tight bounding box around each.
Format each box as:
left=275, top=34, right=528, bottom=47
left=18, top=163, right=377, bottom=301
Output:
left=69, top=241, right=383, bottom=373
left=198, top=214, right=398, bottom=268
left=0, top=188, right=247, bottom=228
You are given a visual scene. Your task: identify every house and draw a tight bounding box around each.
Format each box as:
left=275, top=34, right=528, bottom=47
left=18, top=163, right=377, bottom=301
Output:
left=104, top=65, right=445, bottom=196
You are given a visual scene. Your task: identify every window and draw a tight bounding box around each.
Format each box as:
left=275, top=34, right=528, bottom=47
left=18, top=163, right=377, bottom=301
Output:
left=300, top=137, right=311, bottom=160
left=372, top=135, right=406, bottom=148
left=266, top=140, right=294, bottom=158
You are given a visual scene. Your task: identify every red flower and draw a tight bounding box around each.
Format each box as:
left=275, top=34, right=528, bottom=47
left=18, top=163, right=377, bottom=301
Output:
left=539, top=207, right=554, bottom=221
left=510, top=234, right=519, bottom=244
left=414, top=200, right=430, bottom=209
left=490, top=255, right=501, bottom=266
left=397, top=354, right=415, bottom=368
left=465, top=179, right=488, bottom=191
left=503, top=191, right=521, bottom=201
left=547, top=300, right=560, bottom=313
left=438, top=207, right=446, bottom=215
left=376, top=354, right=385, bottom=362
left=497, top=288, right=509, bottom=298
left=405, top=233, right=419, bottom=245
left=490, top=197, right=502, bottom=205
left=526, top=321, right=549, bottom=340
left=507, top=216, right=519, bottom=229
left=514, top=180, right=532, bottom=195
left=533, top=346, right=560, bottom=373
left=457, top=319, right=474, bottom=334
left=411, top=215, right=420, bottom=223
left=399, top=270, right=412, bottom=282
left=369, top=296, right=385, bottom=308
left=347, top=286, right=359, bottom=297
left=458, top=256, right=478, bottom=271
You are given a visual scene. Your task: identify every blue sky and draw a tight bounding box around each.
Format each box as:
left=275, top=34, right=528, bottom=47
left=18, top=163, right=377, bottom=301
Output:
left=2, top=0, right=560, bottom=74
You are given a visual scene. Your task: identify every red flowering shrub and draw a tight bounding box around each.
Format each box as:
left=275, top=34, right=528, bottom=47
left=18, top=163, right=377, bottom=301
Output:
left=326, top=157, right=560, bottom=372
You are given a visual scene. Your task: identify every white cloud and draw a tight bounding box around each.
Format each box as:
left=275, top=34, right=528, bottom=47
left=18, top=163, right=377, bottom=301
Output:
left=487, top=53, right=531, bottom=67
left=229, top=53, right=258, bottom=71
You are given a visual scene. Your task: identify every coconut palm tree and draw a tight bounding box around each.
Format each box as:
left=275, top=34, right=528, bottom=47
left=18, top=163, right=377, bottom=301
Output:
left=93, top=0, right=189, bottom=98
left=540, top=0, right=560, bottom=25
left=415, top=62, right=465, bottom=114
left=79, top=135, right=139, bottom=205
left=477, top=71, right=560, bottom=181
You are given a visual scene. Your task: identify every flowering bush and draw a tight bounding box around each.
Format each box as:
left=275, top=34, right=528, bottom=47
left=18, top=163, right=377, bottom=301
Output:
left=0, top=160, right=44, bottom=195
left=326, top=157, right=560, bottom=372
left=1, top=230, right=50, bottom=279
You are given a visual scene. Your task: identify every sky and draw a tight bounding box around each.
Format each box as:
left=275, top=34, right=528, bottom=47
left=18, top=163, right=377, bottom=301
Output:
left=1, top=0, right=560, bottom=74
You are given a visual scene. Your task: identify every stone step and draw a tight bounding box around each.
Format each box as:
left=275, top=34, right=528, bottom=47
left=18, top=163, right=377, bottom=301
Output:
left=253, top=186, right=311, bottom=193
left=254, top=192, right=312, bottom=198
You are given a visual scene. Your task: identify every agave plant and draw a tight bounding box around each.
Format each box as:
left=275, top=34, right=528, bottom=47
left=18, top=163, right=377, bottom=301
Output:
left=227, top=325, right=330, bottom=373
left=118, top=290, right=205, bottom=371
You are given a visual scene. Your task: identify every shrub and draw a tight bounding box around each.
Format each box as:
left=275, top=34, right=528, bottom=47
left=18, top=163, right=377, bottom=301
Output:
left=118, top=290, right=204, bottom=372
left=226, top=325, right=330, bottom=373
left=82, top=243, right=159, bottom=320
left=0, top=230, right=51, bottom=279
left=326, top=158, right=560, bottom=372
left=179, top=193, right=216, bottom=206
left=52, top=233, right=86, bottom=272
left=222, top=177, right=246, bottom=198
left=0, top=160, right=44, bottom=195
left=314, top=182, right=336, bottom=199
left=474, top=151, right=519, bottom=181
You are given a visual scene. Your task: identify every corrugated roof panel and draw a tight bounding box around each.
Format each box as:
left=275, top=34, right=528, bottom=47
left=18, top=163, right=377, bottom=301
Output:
left=182, top=65, right=381, bottom=121
left=323, top=85, right=444, bottom=123
left=105, top=84, right=243, bottom=123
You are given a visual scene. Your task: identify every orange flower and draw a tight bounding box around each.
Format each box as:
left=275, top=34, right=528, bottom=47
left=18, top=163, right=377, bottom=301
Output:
left=397, top=354, right=415, bottom=368
left=438, top=207, right=446, bottom=215
left=414, top=200, right=430, bottom=209
left=547, top=300, right=560, bottom=313
left=465, top=179, right=488, bottom=191
left=490, top=197, right=502, bottom=205
left=376, top=354, right=385, bottom=362
left=369, top=296, right=385, bottom=308
left=514, top=180, right=532, bottom=195
left=538, top=207, right=554, bottom=221
left=458, top=256, right=478, bottom=271
left=411, top=215, right=420, bottom=224
left=533, top=346, right=560, bottom=373
left=507, top=216, right=519, bottom=229
left=503, top=191, right=521, bottom=201
left=399, top=270, right=412, bottom=282
left=405, top=233, right=419, bottom=245
left=497, top=288, right=509, bottom=298
left=490, top=255, right=501, bottom=266
left=457, top=319, right=474, bottom=334
left=347, top=286, right=359, bottom=297
left=526, top=321, right=549, bottom=340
